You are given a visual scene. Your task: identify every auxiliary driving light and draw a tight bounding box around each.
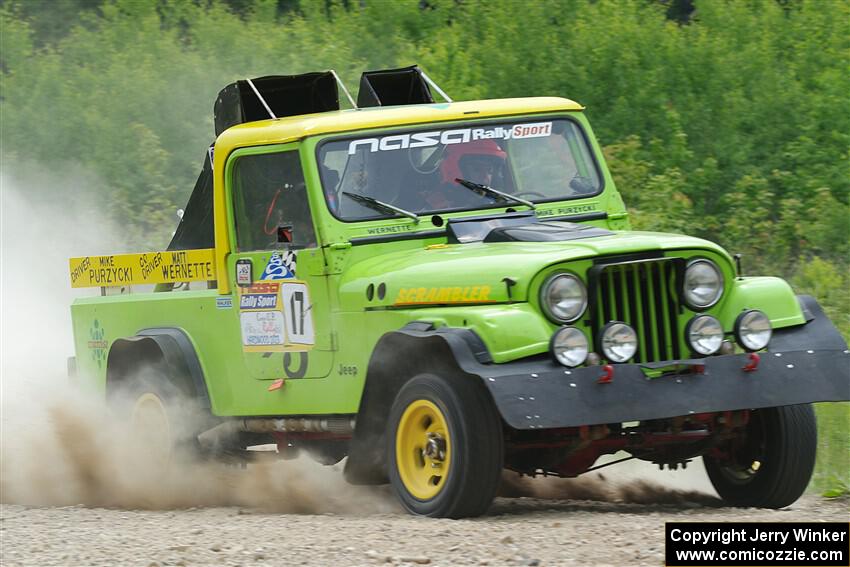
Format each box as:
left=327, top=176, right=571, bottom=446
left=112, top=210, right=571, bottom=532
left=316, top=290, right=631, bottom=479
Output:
left=550, top=326, right=589, bottom=368
left=735, top=310, right=772, bottom=351
left=686, top=315, right=724, bottom=355
left=599, top=322, right=638, bottom=363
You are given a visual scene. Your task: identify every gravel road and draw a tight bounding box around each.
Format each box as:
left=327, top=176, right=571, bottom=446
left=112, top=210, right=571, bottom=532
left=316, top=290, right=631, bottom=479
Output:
left=2, top=475, right=847, bottom=567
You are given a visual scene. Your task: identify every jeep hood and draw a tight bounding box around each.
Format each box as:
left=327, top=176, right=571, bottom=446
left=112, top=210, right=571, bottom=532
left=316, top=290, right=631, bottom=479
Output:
left=339, top=231, right=730, bottom=308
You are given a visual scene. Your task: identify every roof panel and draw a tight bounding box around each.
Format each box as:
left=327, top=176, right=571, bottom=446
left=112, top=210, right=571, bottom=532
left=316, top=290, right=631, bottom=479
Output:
left=215, top=97, right=584, bottom=152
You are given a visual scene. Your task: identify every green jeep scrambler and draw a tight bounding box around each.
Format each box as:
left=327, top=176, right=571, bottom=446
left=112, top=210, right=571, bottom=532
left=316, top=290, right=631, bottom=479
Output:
left=69, top=67, right=850, bottom=517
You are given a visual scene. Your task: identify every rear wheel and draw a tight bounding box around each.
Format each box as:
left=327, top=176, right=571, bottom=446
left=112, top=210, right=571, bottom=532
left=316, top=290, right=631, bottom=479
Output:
left=387, top=373, right=503, bottom=518
left=118, top=366, right=206, bottom=475
left=704, top=404, right=816, bottom=508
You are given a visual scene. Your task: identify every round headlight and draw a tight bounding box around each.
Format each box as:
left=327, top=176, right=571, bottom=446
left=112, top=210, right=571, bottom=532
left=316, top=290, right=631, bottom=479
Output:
left=686, top=315, right=724, bottom=355
left=550, top=326, right=589, bottom=368
left=540, top=273, right=587, bottom=323
left=599, top=322, right=638, bottom=363
left=735, top=310, right=772, bottom=351
left=683, top=260, right=724, bottom=310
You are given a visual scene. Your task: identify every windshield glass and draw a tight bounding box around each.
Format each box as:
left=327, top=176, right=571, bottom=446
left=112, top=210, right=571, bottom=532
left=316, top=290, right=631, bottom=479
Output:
left=317, top=117, right=601, bottom=221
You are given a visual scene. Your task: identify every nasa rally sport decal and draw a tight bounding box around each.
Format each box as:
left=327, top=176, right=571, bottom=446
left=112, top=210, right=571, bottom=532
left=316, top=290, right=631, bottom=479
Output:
left=261, top=251, right=297, bottom=280
left=347, top=122, right=553, bottom=154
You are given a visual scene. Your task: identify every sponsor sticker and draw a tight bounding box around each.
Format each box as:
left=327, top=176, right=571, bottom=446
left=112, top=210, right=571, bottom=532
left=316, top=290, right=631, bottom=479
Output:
left=87, top=319, right=108, bottom=369
left=240, top=292, right=278, bottom=310
left=235, top=258, right=252, bottom=287
left=240, top=310, right=285, bottom=348
left=347, top=122, right=553, bottom=155
left=261, top=251, right=297, bottom=280
left=216, top=296, right=233, bottom=310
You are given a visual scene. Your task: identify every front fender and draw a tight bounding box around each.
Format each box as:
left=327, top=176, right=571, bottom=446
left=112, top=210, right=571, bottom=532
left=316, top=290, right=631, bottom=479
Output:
left=717, top=276, right=806, bottom=330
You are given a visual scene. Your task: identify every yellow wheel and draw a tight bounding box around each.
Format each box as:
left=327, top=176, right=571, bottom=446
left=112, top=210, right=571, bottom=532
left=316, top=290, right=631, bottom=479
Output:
left=395, top=400, right=452, bottom=500
left=114, top=367, right=207, bottom=475
left=131, top=391, right=174, bottom=472
left=387, top=373, right=503, bottom=518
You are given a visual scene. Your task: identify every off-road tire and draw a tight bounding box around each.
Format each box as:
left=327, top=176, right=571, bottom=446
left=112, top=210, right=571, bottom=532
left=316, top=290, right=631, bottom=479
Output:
left=116, top=365, right=207, bottom=475
left=387, top=373, right=503, bottom=518
left=704, top=404, right=817, bottom=508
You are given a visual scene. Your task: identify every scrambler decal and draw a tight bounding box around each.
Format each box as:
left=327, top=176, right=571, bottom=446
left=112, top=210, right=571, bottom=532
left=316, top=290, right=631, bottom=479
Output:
left=394, top=285, right=493, bottom=306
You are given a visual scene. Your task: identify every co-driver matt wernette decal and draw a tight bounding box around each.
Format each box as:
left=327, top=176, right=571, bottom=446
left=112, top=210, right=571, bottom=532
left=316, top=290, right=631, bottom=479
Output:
left=347, top=122, right=554, bottom=154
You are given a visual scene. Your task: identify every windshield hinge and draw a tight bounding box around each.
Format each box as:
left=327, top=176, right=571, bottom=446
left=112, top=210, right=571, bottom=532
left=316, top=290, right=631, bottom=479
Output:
left=327, top=242, right=352, bottom=251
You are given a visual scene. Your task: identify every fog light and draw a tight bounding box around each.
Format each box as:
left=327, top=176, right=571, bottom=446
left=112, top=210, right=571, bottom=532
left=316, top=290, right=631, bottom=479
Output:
left=599, top=322, right=638, bottom=363
left=735, top=310, right=772, bottom=351
left=686, top=315, right=724, bottom=355
left=550, top=326, right=589, bottom=368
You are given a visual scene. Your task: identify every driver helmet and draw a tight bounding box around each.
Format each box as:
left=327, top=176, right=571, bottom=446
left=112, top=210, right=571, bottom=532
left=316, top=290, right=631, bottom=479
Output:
left=439, top=139, right=507, bottom=185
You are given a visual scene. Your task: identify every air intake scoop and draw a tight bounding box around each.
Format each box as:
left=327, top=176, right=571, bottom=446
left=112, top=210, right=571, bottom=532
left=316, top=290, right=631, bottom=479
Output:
left=214, top=72, right=339, bottom=135
left=357, top=65, right=435, bottom=108
left=484, top=221, right=613, bottom=243
left=446, top=211, right=613, bottom=244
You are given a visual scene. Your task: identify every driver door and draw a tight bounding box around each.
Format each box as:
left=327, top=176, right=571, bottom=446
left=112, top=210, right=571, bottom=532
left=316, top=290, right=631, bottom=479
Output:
left=225, top=144, right=334, bottom=382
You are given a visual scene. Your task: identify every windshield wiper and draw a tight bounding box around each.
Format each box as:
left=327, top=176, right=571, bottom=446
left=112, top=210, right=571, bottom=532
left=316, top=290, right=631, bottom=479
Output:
left=454, top=178, right=536, bottom=210
left=342, top=192, right=419, bottom=222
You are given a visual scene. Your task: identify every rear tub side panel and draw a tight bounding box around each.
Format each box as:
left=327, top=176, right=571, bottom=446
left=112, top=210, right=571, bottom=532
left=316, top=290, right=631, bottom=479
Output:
left=105, top=329, right=211, bottom=410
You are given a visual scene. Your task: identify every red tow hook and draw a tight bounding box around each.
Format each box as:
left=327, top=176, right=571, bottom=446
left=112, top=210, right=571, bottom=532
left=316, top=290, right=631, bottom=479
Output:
left=742, top=353, right=760, bottom=372
left=598, top=364, right=614, bottom=384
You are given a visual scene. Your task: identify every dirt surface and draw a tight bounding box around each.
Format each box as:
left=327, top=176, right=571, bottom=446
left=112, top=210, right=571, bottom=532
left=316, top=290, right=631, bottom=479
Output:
left=2, top=486, right=847, bottom=567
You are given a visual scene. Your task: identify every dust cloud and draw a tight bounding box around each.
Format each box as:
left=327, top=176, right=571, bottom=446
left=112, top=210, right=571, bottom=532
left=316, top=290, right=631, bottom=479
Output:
left=1, top=165, right=717, bottom=516
left=499, top=471, right=721, bottom=507
left=0, top=168, right=395, bottom=514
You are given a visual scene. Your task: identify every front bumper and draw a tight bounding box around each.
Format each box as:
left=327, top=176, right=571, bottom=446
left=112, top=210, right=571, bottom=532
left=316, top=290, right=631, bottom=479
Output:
left=458, top=295, right=850, bottom=430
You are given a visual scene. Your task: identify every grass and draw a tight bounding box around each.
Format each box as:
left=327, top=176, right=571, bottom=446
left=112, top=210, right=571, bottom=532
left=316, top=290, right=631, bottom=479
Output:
left=813, top=402, right=850, bottom=497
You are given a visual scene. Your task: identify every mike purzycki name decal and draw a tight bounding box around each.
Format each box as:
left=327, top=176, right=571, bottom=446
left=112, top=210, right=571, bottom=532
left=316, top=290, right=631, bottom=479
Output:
left=347, top=122, right=553, bottom=155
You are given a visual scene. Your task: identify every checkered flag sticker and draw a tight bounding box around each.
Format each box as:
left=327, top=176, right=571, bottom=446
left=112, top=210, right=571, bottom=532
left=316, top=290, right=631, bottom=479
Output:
left=282, top=250, right=297, bottom=278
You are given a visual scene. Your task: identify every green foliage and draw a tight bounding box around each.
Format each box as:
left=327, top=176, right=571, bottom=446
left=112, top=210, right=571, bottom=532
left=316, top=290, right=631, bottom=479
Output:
left=1, top=0, right=848, bottom=488
left=813, top=403, right=850, bottom=496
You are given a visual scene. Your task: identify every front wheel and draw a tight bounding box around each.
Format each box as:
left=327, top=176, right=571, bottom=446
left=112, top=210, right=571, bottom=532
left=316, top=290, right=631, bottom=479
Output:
left=387, top=373, right=503, bottom=518
left=704, top=404, right=817, bottom=508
